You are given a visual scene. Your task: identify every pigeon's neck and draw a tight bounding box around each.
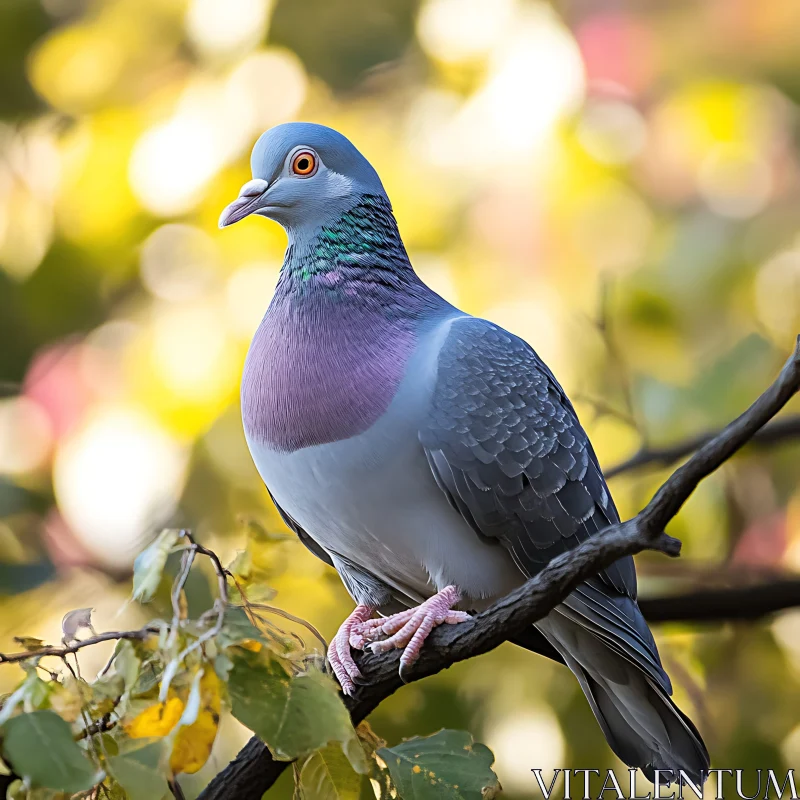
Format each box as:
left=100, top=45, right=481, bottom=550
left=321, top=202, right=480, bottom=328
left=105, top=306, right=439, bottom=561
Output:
left=280, top=194, right=419, bottom=298
left=242, top=195, right=451, bottom=453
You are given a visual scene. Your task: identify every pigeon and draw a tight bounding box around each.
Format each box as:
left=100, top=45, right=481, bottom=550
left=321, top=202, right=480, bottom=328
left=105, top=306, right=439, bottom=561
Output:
left=219, top=122, right=710, bottom=783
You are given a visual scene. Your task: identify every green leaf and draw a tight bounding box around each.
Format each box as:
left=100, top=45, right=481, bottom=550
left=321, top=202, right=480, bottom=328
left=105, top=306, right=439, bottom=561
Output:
left=0, top=710, right=102, bottom=793
left=299, top=744, right=362, bottom=800
left=113, top=639, right=142, bottom=692
left=378, top=730, right=500, bottom=800
left=107, top=739, right=170, bottom=800
left=100, top=780, right=129, bottom=800
left=131, top=654, right=164, bottom=697
left=228, top=651, right=355, bottom=761
left=0, top=676, right=30, bottom=725
left=132, top=529, right=182, bottom=603
left=216, top=605, right=267, bottom=649
left=226, top=549, right=277, bottom=604
left=0, top=671, right=50, bottom=725
left=214, top=652, right=234, bottom=682
left=6, top=784, right=69, bottom=800
left=341, top=733, right=368, bottom=775
left=90, top=672, right=125, bottom=713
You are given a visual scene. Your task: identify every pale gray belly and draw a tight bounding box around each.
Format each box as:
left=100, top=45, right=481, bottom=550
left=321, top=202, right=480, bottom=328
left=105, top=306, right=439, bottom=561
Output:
left=249, top=408, right=522, bottom=605
left=246, top=321, right=523, bottom=605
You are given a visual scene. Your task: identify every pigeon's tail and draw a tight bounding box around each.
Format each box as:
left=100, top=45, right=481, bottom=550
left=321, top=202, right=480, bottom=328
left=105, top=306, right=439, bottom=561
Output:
left=536, top=604, right=709, bottom=786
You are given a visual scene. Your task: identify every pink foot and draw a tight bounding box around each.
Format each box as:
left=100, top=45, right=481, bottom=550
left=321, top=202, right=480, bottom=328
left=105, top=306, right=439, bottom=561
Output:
left=355, top=586, right=470, bottom=679
left=327, top=604, right=375, bottom=695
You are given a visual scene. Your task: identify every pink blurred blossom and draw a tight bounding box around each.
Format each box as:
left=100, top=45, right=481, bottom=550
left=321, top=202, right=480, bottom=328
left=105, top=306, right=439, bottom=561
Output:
left=23, top=341, right=91, bottom=439
left=576, top=12, right=656, bottom=97
left=41, top=507, right=101, bottom=571
left=732, top=511, right=787, bottom=569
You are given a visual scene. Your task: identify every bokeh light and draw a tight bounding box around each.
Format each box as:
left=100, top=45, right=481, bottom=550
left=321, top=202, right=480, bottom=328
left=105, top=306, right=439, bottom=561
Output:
left=130, top=115, right=220, bottom=217
left=186, top=0, right=273, bottom=59
left=2, top=0, right=800, bottom=793
left=0, top=397, right=53, bottom=476
left=485, top=710, right=565, bottom=794
left=425, top=3, right=585, bottom=168
left=417, top=0, right=517, bottom=64
left=577, top=98, right=647, bottom=165
left=140, top=224, right=220, bottom=302
left=53, top=407, right=187, bottom=569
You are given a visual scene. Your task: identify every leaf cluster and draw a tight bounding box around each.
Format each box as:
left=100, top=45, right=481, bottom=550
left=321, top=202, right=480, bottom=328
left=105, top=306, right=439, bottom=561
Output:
left=0, top=530, right=500, bottom=800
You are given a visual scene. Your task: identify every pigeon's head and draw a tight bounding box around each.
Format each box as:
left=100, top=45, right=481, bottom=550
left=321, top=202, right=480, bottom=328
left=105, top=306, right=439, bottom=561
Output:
left=219, top=122, right=387, bottom=233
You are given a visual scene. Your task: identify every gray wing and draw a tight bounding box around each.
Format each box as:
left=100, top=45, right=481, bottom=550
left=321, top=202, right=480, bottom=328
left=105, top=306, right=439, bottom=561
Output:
left=269, top=489, right=335, bottom=568
left=420, top=317, right=668, bottom=689
left=420, top=316, right=634, bottom=594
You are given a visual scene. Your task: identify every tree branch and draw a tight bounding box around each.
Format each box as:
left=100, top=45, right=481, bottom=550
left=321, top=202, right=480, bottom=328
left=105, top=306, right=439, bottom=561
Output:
left=197, top=336, right=800, bottom=800
left=639, top=579, right=800, bottom=623
left=605, top=414, right=800, bottom=479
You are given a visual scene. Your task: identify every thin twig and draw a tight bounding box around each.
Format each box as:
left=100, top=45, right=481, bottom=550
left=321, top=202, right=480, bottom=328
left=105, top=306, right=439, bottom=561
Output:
left=593, top=280, right=646, bottom=439
left=573, top=392, right=639, bottom=429
left=246, top=608, right=308, bottom=656
left=166, top=546, right=196, bottom=650
left=605, top=414, right=800, bottom=479
left=227, top=570, right=314, bottom=653
left=158, top=531, right=231, bottom=694
left=76, top=713, right=118, bottom=741
left=0, top=629, right=160, bottom=666
left=181, top=530, right=228, bottom=640
left=97, top=649, right=119, bottom=679
left=196, top=338, right=800, bottom=800
left=60, top=657, right=103, bottom=768
left=248, top=603, right=328, bottom=653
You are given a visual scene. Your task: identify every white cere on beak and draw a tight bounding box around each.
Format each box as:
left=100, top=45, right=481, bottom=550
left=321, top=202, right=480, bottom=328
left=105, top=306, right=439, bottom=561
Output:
left=218, top=178, right=271, bottom=228
left=239, top=178, right=270, bottom=197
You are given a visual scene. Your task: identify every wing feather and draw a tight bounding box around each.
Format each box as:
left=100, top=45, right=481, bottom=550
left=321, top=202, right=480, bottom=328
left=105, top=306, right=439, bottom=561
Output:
left=418, top=317, right=668, bottom=685
left=420, top=316, right=636, bottom=598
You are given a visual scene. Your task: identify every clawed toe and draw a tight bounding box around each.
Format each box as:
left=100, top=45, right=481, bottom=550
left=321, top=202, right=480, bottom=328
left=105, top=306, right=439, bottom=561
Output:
left=351, top=611, right=413, bottom=645
left=327, top=604, right=374, bottom=695
left=365, top=586, right=470, bottom=675
left=329, top=590, right=470, bottom=692
left=328, top=631, right=362, bottom=695
left=349, top=616, right=391, bottom=648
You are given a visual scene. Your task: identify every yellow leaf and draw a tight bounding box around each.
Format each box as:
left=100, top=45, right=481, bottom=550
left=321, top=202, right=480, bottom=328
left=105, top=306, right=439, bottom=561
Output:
left=125, top=697, right=185, bottom=738
left=169, top=669, right=221, bottom=775
left=300, top=743, right=362, bottom=800
left=13, top=637, right=46, bottom=651
left=356, top=721, right=386, bottom=754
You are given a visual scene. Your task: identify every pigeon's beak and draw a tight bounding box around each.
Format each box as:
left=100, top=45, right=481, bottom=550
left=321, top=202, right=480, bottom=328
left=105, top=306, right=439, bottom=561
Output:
left=218, top=178, right=271, bottom=229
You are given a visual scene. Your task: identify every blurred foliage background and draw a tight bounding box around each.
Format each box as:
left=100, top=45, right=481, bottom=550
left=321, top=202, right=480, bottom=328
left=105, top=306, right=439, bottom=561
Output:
left=2, top=0, right=800, bottom=796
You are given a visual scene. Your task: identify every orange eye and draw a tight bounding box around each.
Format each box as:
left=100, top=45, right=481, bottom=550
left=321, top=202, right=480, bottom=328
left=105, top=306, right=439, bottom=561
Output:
left=291, top=151, right=317, bottom=176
